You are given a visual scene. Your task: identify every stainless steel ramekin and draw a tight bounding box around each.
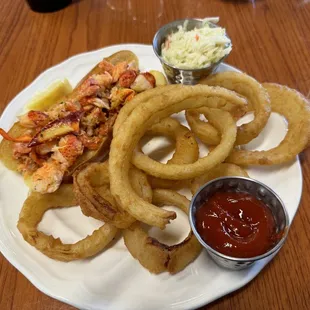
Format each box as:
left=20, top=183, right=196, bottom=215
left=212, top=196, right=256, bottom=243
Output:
left=189, top=177, right=290, bottom=270
left=152, top=18, right=232, bottom=85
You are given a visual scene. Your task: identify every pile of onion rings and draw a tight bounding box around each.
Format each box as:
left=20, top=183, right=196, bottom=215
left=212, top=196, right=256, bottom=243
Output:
left=16, top=71, right=310, bottom=275
left=109, top=84, right=247, bottom=230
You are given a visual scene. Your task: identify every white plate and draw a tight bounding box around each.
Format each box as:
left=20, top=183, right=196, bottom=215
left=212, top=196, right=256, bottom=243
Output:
left=0, top=44, right=302, bottom=310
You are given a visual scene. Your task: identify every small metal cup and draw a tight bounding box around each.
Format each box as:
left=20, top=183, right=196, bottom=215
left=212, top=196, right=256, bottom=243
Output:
left=189, top=177, right=290, bottom=270
left=152, top=18, right=232, bottom=85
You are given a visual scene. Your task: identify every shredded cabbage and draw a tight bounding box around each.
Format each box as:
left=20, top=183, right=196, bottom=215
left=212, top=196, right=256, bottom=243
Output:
left=161, top=19, right=232, bottom=69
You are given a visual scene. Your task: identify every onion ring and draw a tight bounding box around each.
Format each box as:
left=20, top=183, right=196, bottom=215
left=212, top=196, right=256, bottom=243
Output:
left=143, top=117, right=199, bottom=189
left=133, top=108, right=236, bottom=180
left=114, top=84, right=247, bottom=137
left=73, top=161, right=152, bottom=228
left=17, top=184, right=118, bottom=261
left=110, top=85, right=246, bottom=229
left=185, top=100, right=247, bottom=146
left=226, top=83, right=310, bottom=165
left=186, top=109, right=221, bottom=145
left=197, top=71, right=271, bottom=145
left=190, top=163, right=249, bottom=195
left=123, top=189, right=202, bottom=274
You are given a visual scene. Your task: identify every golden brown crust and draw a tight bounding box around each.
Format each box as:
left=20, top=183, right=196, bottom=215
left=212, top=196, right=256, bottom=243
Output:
left=226, top=83, right=310, bottom=165
left=123, top=190, right=202, bottom=274
left=73, top=160, right=153, bottom=229
left=143, top=117, right=199, bottom=190
left=17, top=184, right=118, bottom=261
left=200, top=71, right=271, bottom=145
left=0, top=122, right=27, bottom=172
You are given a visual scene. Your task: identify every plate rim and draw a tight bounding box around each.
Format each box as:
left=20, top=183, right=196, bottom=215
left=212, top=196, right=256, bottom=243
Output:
left=0, top=43, right=303, bottom=310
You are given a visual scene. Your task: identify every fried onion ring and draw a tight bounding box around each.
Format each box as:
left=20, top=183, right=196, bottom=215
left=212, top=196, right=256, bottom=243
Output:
left=190, top=163, right=249, bottom=195
left=143, top=117, right=199, bottom=189
left=186, top=109, right=221, bottom=146
left=185, top=100, right=247, bottom=146
left=123, top=189, right=202, bottom=274
left=133, top=108, right=237, bottom=180
left=226, top=83, right=310, bottom=165
left=17, top=184, right=118, bottom=261
left=73, top=161, right=152, bottom=228
left=197, top=71, right=271, bottom=145
left=110, top=85, right=246, bottom=229
left=115, top=84, right=246, bottom=137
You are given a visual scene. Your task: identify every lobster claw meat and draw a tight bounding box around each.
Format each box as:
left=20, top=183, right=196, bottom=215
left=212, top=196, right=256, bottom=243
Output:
left=28, top=111, right=83, bottom=147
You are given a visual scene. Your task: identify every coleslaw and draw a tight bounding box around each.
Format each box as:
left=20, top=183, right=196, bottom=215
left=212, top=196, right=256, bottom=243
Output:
left=161, top=18, right=232, bottom=69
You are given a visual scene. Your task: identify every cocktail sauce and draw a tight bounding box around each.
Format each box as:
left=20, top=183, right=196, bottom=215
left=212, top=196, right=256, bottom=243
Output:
left=195, top=192, right=278, bottom=258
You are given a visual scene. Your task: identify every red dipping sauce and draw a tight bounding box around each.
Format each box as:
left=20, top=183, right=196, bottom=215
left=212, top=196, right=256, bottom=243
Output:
left=195, top=191, right=279, bottom=258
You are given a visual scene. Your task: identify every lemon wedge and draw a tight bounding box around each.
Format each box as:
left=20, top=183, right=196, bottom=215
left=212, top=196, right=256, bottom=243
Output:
left=149, top=70, right=167, bottom=86
left=24, top=79, right=72, bottom=112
